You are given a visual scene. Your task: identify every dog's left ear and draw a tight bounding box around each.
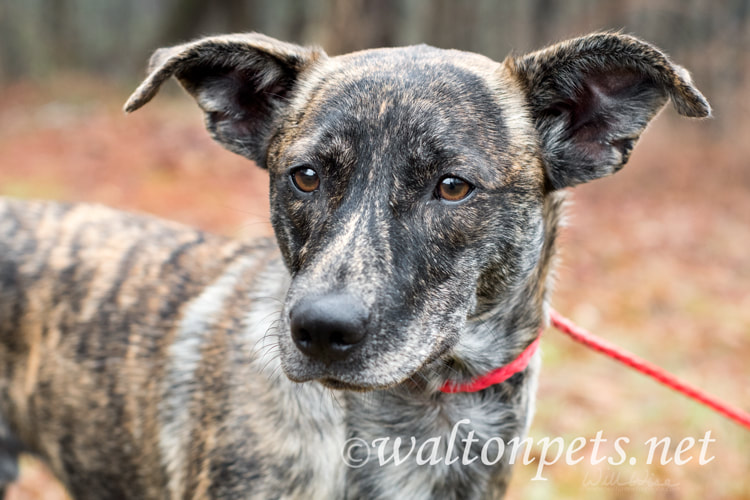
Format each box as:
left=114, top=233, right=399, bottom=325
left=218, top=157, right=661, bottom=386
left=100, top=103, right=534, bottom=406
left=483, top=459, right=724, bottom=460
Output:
left=124, top=33, right=326, bottom=167
left=506, top=32, right=711, bottom=189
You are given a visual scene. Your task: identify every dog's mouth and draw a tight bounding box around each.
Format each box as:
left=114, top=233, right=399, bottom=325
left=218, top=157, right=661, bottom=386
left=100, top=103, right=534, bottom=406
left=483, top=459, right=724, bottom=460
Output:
left=284, top=362, right=429, bottom=392
left=283, top=341, right=455, bottom=393
left=318, top=378, right=373, bottom=392
left=287, top=371, right=406, bottom=392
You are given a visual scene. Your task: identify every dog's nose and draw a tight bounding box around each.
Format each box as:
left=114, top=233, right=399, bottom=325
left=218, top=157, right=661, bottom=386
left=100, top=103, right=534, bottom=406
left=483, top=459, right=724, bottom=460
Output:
left=290, top=294, right=368, bottom=363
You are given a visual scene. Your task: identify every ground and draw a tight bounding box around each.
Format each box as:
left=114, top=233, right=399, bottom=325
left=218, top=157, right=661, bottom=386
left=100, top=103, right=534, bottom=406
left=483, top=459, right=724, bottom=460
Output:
left=0, top=77, right=748, bottom=499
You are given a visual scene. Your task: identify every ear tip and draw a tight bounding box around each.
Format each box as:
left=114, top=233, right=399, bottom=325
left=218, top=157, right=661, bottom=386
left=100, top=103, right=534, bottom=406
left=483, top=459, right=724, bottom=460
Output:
left=672, top=94, right=711, bottom=118
left=124, top=48, right=183, bottom=114
left=667, top=65, right=711, bottom=118
left=671, top=82, right=712, bottom=119
left=694, top=92, right=713, bottom=118
left=122, top=99, right=139, bottom=113
left=122, top=99, right=140, bottom=114
left=692, top=100, right=713, bottom=119
left=682, top=104, right=712, bottom=119
left=123, top=84, right=157, bottom=113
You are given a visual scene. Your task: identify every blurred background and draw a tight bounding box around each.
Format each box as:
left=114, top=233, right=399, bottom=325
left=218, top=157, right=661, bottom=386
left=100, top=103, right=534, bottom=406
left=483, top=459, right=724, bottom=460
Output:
left=0, top=0, right=748, bottom=499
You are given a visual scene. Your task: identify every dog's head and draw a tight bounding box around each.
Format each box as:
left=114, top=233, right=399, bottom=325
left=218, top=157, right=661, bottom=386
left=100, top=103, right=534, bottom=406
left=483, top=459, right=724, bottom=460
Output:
left=126, top=32, right=709, bottom=390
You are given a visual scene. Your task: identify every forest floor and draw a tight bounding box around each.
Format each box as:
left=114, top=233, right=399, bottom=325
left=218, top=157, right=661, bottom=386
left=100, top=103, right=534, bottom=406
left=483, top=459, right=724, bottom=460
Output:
left=1, top=77, right=748, bottom=499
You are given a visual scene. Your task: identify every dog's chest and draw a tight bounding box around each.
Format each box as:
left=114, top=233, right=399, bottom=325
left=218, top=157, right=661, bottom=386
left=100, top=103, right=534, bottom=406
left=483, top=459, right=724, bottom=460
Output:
left=157, top=257, right=349, bottom=498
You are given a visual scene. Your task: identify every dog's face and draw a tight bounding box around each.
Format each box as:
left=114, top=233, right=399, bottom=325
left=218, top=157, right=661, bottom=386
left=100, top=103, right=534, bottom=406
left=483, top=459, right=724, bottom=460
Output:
left=264, top=47, right=546, bottom=388
left=126, top=33, right=709, bottom=390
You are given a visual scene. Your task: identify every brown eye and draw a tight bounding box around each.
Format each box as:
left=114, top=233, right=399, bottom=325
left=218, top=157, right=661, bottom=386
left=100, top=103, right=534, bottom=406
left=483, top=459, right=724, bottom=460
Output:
left=290, top=167, right=320, bottom=193
left=436, top=176, right=472, bottom=202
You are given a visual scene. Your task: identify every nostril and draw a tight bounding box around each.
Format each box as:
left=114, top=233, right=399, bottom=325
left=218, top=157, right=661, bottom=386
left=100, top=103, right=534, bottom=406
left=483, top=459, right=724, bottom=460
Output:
left=290, top=316, right=312, bottom=347
left=295, top=327, right=312, bottom=347
left=329, top=328, right=364, bottom=349
left=329, top=328, right=364, bottom=350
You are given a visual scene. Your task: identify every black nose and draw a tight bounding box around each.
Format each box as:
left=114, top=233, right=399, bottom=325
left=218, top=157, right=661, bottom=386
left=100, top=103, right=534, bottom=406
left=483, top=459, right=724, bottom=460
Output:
left=290, top=294, right=368, bottom=363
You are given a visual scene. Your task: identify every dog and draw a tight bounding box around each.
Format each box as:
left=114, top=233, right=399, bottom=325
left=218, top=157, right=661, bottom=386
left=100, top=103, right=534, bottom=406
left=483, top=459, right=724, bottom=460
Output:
left=0, top=32, right=709, bottom=499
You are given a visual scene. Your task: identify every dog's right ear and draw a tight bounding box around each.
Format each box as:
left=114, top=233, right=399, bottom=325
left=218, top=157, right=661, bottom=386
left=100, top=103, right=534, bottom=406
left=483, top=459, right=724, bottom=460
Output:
left=124, top=33, right=326, bottom=167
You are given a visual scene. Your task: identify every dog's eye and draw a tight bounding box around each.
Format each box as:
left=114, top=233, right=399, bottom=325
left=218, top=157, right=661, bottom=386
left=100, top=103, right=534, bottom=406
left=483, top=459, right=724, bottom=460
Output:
left=290, top=167, right=320, bottom=193
left=435, top=176, right=473, bottom=202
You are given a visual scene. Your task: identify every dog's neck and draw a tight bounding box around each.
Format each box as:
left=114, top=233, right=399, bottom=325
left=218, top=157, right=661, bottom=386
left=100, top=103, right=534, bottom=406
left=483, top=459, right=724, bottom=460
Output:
left=343, top=319, right=544, bottom=498
left=440, top=334, right=541, bottom=393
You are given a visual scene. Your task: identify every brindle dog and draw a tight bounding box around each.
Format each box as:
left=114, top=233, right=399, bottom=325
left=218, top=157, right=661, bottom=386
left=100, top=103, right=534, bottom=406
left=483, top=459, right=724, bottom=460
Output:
left=0, top=32, right=709, bottom=499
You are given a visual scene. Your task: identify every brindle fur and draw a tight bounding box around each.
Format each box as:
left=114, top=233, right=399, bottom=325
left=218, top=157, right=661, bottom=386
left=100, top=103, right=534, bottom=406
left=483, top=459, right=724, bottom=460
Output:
left=0, top=32, right=709, bottom=499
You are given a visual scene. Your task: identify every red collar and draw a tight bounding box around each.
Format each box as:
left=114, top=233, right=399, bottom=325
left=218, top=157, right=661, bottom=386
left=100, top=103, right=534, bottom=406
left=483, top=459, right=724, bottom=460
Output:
left=440, top=334, right=542, bottom=393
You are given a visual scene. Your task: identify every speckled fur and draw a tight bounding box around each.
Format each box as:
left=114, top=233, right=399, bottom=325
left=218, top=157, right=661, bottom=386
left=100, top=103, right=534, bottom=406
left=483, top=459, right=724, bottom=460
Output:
left=1, top=32, right=708, bottom=499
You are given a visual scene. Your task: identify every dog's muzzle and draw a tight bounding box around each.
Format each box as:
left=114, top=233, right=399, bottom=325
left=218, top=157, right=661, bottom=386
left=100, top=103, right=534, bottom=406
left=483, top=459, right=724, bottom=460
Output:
left=289, top=293, right=368, bottom=364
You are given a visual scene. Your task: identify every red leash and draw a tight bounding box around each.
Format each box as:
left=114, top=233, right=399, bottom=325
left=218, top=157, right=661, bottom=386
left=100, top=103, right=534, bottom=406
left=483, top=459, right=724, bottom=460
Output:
left=549, top=309, right=750, bottom=431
